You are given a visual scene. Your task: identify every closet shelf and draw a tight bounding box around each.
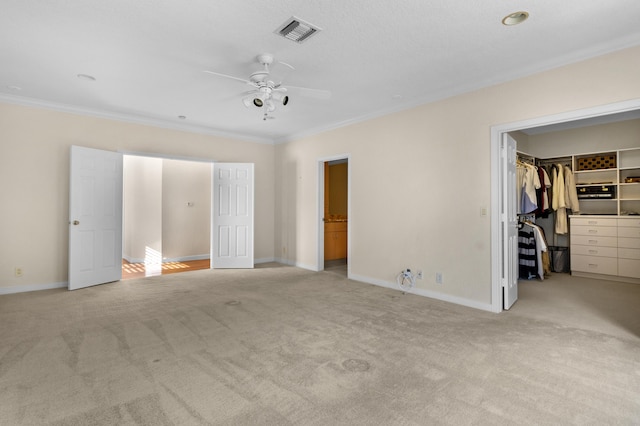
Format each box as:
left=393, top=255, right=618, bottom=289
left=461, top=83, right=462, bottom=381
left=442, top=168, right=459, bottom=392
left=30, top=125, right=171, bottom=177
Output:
left=574, top=168, right=616, bottom=174
left=576, top=183, right=615, bottom=186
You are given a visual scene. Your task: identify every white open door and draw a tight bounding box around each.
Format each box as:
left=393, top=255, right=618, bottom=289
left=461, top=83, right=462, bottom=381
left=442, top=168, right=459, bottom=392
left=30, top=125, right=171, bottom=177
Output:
left=211, top=163, right=254, bottom=268
left=502, top=134, right=518, bottom=309
left=69, top=146, right=123, bottom=290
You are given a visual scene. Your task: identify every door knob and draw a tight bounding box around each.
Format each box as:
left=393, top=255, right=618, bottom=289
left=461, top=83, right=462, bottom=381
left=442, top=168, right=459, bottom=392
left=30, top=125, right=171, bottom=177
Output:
left=72, top=220, right=80, bottom=225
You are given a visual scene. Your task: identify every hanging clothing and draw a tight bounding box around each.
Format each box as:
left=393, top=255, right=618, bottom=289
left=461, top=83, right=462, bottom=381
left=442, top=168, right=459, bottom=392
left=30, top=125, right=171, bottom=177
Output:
left=516, top=163, right=527, bottom=215
left=528, top=222, right=549, bottom=280
left=535, top=166, right=552, bottom=217
left=553, top=163, right=568, bottom=235
left=518, top=224, right=538, bottom=280
left=520, top=163, right=540, bottom=214
left=564, top=166, right=580, bottom=214
left=518, top=221, right=549, bottom=280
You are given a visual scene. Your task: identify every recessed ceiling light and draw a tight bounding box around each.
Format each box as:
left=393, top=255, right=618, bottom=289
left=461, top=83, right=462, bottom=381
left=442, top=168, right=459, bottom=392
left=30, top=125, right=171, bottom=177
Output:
left=77, top=74, right=96, bottom=81
left=502, top=11, right=529, bottom=26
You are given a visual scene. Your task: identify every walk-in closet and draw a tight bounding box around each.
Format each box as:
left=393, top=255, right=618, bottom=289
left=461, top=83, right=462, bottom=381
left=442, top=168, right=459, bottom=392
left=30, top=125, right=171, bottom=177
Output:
left=510, top=115, right=640, bottom=287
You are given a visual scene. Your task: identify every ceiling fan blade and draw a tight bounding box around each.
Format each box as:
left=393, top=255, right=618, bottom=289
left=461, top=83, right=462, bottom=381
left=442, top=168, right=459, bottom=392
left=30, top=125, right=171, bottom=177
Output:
left=268, top=60, right=295, bottom=87
left=203, top=70, right=253, bottom=85
left=277, top=61, right=295, bottom=71
left=285, top=85, right=332, bottom=100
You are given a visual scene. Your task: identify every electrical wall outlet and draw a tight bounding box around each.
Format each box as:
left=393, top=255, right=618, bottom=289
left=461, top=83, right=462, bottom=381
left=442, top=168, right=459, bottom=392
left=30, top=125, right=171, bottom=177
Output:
left=15, top=267, right=23, bottom=277
left=416, top=270, right=423, bottom=279
left=435, top=272, right=443, bottom=284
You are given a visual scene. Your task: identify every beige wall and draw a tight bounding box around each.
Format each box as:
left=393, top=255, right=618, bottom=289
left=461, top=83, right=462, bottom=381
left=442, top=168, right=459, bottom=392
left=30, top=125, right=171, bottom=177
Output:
left=162, top=159, right=211, bottom=260
left=2, top=45, right=640, bottom=301
left=0, top=105, right=275, bottom=290
left=275, top=45, right=640, bottom=307
left=123, top=155, right=163, bottom=262
left=527, top=118, right=640, bottom=158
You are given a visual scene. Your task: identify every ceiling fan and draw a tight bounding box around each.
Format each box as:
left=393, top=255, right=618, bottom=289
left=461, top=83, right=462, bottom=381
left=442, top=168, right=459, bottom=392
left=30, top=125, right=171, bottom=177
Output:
left=204, top=53, right=330, bottom=120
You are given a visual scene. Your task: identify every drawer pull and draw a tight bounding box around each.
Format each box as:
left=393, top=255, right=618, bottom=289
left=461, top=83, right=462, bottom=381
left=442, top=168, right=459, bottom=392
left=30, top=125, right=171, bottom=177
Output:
left=588, top=230, right=598, bottom=234
left=588, top=240, right=599, bottom=244
left=588, top=250, right=598, bottom=254
left=588, top=220, right=598, bottom=225
left=588, top=264, right=598, bottom=268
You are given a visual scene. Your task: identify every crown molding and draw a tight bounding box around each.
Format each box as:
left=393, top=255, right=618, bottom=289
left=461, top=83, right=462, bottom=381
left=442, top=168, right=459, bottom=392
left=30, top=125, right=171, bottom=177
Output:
left=0, top=93, right=275, bottom=145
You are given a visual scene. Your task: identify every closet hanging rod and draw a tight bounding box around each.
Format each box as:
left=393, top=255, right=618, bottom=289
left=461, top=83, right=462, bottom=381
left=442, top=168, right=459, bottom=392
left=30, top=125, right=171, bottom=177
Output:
left=516, top=151, right=536, bottom=165
left=536, top=156, right=572, bottom=167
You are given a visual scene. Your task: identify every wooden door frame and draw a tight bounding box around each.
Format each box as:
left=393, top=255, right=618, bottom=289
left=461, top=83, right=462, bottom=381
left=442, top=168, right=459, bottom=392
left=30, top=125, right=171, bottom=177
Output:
left=316, top=154, right=351, bottom=273
left=490, top=99, right=640, bottom=313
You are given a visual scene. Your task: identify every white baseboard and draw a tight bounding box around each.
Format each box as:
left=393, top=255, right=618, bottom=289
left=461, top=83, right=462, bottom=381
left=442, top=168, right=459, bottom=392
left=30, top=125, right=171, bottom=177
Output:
left=124, top=256, right=279, bottom=266
left=274, top=258, right=320, bottom=272
left=0, top=281, right=68, bottom=295
left=162, top=254, right=210, bottom=263
left=348, top=273, right=494, bottom=312
left=123, top=254, right=211, bottom=264
left=1, top=266, right=493, bottom=314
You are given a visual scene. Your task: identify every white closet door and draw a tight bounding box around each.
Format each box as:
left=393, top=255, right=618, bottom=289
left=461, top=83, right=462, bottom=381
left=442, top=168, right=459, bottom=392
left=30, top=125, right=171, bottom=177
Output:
left=211, top=163, right=254, bottom=268
left=503, top=134, right=518, bottom=309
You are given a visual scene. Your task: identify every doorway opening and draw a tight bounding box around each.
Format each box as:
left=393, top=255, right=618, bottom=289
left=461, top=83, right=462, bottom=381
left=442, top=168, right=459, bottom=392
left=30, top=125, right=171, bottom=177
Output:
left=318, top=155, right=350, bottom=276
left=121, top=155, right=212, bottom=279
left=491, top=99, right=640, bottom=313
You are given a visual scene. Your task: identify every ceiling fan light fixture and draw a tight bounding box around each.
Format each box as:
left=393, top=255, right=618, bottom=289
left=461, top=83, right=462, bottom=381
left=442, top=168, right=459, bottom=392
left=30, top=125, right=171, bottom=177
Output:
left=266, top=100, right=276, bottom=112
left=282, top=95, right=289, bottom=106
left=502, top=11, right=529, bottom=26
left=253, top=98, right=264, bottom=107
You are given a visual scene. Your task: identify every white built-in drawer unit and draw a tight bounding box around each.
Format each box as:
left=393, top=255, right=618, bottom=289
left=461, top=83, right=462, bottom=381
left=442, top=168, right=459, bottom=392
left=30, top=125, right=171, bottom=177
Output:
left=571, top=255, right=618, bottom=276
left=617, top=217, right=640, bottom=279
left=572, top=217, right=618, bottom=227
left=570, top=215, right=640, bottom=282
left=570, top=216, right=618, bottom=277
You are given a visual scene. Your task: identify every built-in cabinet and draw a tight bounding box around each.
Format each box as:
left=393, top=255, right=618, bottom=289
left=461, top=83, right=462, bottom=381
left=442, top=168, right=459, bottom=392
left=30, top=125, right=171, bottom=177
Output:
left=570, top=216, right=640, bottom=283
left=324, top=221, right=347, bottom=261
left=565, top=148, right=640, bottom=283
left=573, top=148, right=640, bottom=216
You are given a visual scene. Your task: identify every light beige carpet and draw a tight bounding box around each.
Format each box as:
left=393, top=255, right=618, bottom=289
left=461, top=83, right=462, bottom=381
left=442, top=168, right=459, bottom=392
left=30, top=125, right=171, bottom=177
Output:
left=1, top=264, right=639, bottom=425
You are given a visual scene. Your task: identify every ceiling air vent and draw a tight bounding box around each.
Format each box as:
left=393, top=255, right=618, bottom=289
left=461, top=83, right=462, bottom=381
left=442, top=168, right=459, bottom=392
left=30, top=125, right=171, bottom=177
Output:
left=275, top=17, right=321, bottom=43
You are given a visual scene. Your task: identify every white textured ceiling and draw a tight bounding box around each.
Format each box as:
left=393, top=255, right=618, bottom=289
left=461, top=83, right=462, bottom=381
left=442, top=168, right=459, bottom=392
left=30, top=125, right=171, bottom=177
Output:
left=2, top=1, right=640, bottom=143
